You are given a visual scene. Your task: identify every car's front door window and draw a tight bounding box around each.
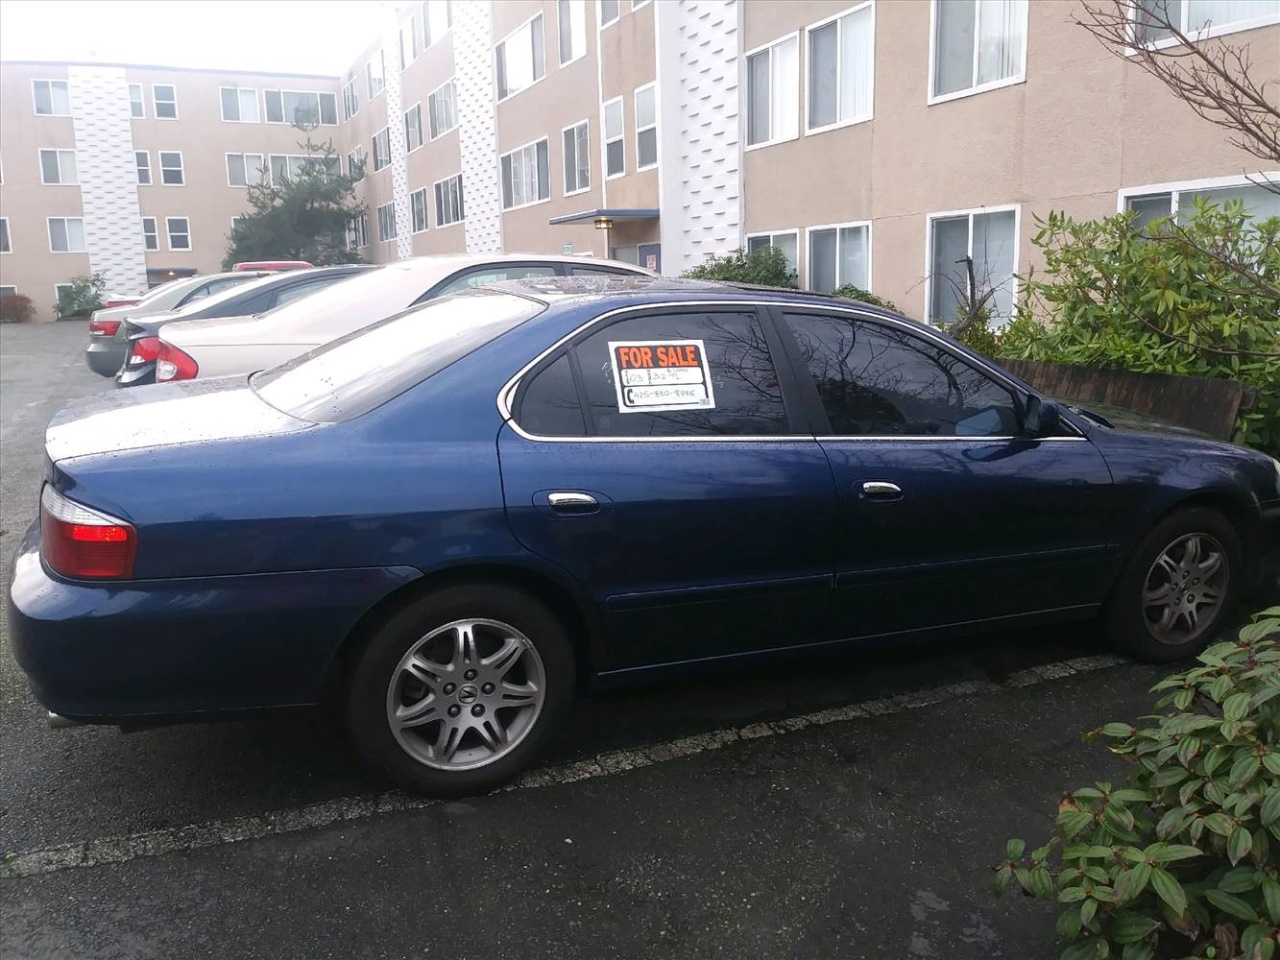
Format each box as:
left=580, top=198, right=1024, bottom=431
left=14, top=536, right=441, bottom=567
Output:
left=782, top=312, right=1019, bottom=437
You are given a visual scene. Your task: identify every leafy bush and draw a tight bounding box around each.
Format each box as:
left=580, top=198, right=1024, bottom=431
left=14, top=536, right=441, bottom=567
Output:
left=830, top=284, right=899, bottom=312
left=1006, top=202, right=1280, bottom=454
left=681, top=246, right=798, bottom=288
left=995, top=607, right=1280, bottom=960
left=55, top=273, right=106, bottom=319
left=0, top=293, right=36, bottom=324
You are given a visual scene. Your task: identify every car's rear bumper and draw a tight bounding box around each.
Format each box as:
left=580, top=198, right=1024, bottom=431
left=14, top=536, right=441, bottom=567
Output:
left=84, top=339, right=126, bottom=378
left=6, top=524, right=421, bottom=722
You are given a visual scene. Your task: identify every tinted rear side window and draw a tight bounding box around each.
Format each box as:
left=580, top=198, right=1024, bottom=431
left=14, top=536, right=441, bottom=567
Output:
left=516, top=355, right=586, bottom=436
left=252, top=292, right=542, bottom=423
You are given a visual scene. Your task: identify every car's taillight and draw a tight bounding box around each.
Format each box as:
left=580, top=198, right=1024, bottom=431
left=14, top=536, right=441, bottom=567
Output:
left=128, top=337, right=161, bottom=366
left=89, top=318, right=121, bottom=337
left=155, top=341, right=198, bottom=382
left=40, top=485, right=136, bottom=579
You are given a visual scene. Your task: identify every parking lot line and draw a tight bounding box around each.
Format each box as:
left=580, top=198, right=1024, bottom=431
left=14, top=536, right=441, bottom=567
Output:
left=0, top=652, right=1127, bottom=881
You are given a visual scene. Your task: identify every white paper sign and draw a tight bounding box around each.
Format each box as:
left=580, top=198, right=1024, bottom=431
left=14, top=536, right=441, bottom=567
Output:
left=607, top=340, right=716, bottom=414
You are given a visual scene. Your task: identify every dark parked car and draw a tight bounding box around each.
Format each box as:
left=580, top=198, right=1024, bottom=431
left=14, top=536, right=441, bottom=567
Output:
left=10, top=278, right=1279, bottom=796
left=114, top=264, right=376, bottom=385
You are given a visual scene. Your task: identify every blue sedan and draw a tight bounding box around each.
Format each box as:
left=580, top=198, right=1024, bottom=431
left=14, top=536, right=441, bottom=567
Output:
left=9, top=278, right=1279, bottom=795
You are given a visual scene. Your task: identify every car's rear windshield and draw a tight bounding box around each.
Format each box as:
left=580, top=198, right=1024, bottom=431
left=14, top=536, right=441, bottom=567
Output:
left=250, top=291, right=543, bottom=423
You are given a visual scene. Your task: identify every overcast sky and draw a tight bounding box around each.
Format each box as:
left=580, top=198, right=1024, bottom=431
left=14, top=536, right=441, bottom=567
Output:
left=0, top=0, right=393, bottom=76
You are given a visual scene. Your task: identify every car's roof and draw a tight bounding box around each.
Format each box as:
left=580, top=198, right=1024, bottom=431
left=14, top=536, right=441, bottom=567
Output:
left=376, top=253, right=658, bottom=275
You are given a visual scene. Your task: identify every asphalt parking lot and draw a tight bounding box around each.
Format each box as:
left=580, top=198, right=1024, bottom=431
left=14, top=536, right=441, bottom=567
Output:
left=0, top=320, right=1261, bottom=959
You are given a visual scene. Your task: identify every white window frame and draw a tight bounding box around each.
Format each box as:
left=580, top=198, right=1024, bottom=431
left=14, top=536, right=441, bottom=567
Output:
left=1127, top=0, right=1280, bottom=50
left=46, top=217, right=86, bottom=253
left=404, top=102, right=425, bottom=153
left=264, top=89, right=339, bottom=126
left=923, top=203, right=1022, bottom=327
left=350, top=211, right=370, bottom=249
left=128, top=83, right=145, bottom=119
left=342, top=78, right=359, bottom=120
left=32, top=79, right=71, bottom=117
left=634, top=83, right=658, bottom=171
left=434, top=173, right=465, bottom=227
left=1115, top=171, right=1280, bottom=214
left=39, top=148, right=78, bottom=185
left=603, top=96, right=625, bottom=179
left=377, top=201, right=397, bottom=242
left=562, top=119, right=591, bottom=196
left=411, top=187, right=430, bottom=233
left=135, top=150, right=151, bottom=185
left=745, top=229, right=800, bottom=274
left=499, top=137, right=551, bottom=211
left=496, top=11, right=547, bottom=103
left=804, top=2, right=876, bottom=134
left=423, top=0, right=453, bottom=48
left=219, top=86, right=260, bottom=123
left=598, top=0, right=620, bottom=29
left=165, top=216, right=192, bottom=252
left=141, top=216, right=158, bottom=251
left=633, top=0, right=652, bottom=7
left=226, top=152, right=266, bottom=187
left=367, top=49, right=387, bottom=100
left=744, top=31, right=801, bottom=151
left=400, top=18, right=419, bottom=70
left=558, top=0, right=587, bottom=66
left=427, top=79, right=458, bottom=140
left=372, top=127, right=391, bottom=171
left=152, top=83, right=179, bottom=119
left=0, top=286, right=15, bottom=296
left=803, top=221, right=872, bottom=292
left=0, top=218, right=11, bottom=254
left=927, top=0, right=1029, bottom=106
left=347, top=145, right=366, bottom=179
left=158, top=150, right=185, bottom=186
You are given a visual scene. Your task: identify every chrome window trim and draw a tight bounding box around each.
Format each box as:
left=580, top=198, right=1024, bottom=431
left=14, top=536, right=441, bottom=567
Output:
left=496, top=298, right=1085, bottom=442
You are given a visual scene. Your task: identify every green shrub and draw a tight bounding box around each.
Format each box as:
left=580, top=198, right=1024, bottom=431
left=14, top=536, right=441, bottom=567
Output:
left=829, top=284, right=899, bottom=312
left=1009, top=202, right=1280, bottom=454
left=55, top=273, right=106, bottom=319
left=995, top=607, right=1280, bottom=960
left=681, top=246, right=798, bottom=288
left=0, top=293, right=36, bottom=324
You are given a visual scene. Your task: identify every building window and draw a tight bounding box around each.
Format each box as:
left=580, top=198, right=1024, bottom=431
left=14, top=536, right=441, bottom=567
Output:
left=0, top=218, right=10, bottom=254
left=435, top=174, right=464, bottom=226
left=166, top=216, right=191, bottom=251
left=153, top=84, right=178, bottom=119
left=367, top=50, right=386, bottom=99
left=424, top=0, right=452, bottom=47
left=348, top=211, right=369, bottom=249
left=496, top=14, right=545, bottom=101
left=1121, top=176, right=1280, bottom=227
left=347, top=145, right=366, bottom=180
left=603, top=98, right=624, bottom=177
left=135, top=150, right=151, bottom=185
left=227, top=152, right=266, bottom=187
left=1132, top=0, right=1280, bottom=45
left=372, top=127, right=391, bottom=171
left=559, top=0, right=586, bottom=64
left=128, top=83, right=145, bottom=119
left=265, top=90, right=338, bottom=126
left=400, top=19, right=418, bottom=69
left=500, top=139, right=550, bottom=210
left=411, top=188, right=429, bottom=233
left=141, top=217, right=158, bottom=251
left=342, top=78, right=359, bottom=120
left=563, top=120, right=590, bottom=194
left=220, top=87, right=260, bottom=122
left=746, top=34, right=799, bottom=147
left=48, top=217, right=86, bottom=253
left=928, top=207, right=1019, bottom=326
left=33, top=79, right=71, bottom=116
left=159, top=151, right=184, bottom=185
left=746, top=231, right=798, bottom=276
left=931, top=0, right=1028, bottom=102
left=269, top=154, right=339, bottom=184
left=404, top=103, right=424, bottom=152
left=806, top=223, right=869, bottom=294
left=599, top=0, right=620, bottom=27
left=634, top=84, right=657, bottom=169
left=377, top=202, right=397, bottom=242
left=807, top=4, right=874, bottom=131
left=39, top=149, right=78, bottom=185
left=428, top=80, right=457, bottom=139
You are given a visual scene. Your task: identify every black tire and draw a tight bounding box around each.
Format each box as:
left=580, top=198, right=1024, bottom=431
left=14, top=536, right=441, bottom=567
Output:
left=1106, top=507, right=1242, bottom=662
left=345, top=584, right=576, bottom=796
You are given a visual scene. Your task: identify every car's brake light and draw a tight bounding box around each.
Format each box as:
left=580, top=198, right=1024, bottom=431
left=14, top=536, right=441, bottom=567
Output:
left=128, top=337, right=161, bottom=366
left=40, top=485, right=136, bottom=579
left=155, top=341, right=199, bottom=382
left=89, top=318, right=122, bottom=337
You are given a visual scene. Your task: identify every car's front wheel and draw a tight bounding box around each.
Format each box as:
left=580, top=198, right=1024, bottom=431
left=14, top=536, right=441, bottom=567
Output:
left=346, top=584, right=576, bottom=796
left=1107, top=507, right=1241, bottom=662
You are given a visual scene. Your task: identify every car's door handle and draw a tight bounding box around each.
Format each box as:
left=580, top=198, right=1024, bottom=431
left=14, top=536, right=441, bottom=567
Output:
left=547, top=492, right=600, bottom=515
left=860, top=481, right=903, bottom=501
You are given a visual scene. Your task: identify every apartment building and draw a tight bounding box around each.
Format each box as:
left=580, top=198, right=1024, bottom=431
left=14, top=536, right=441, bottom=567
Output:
left=2, top=0, right=1277, bottom=322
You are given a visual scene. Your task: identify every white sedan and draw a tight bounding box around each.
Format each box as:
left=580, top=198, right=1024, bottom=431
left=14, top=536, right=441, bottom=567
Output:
left=136, top=254, right=653, bottom=383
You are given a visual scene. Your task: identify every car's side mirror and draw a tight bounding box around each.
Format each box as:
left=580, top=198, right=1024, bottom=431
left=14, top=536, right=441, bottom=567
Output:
left=1024, top=396, right=1061, bottom=437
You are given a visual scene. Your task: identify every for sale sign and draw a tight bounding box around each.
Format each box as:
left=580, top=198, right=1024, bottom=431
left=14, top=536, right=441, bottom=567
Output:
left=607, top=340, right=716, bottom=413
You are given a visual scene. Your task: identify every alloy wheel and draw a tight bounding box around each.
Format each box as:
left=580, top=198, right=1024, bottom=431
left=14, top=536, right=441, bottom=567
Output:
left=1141, top=532, right=1227, bottom=646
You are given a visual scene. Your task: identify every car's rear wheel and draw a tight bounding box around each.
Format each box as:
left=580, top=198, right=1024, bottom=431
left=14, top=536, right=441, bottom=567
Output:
left=345, top=584, right=576, bottom=796
left=1106, top=507, right=1241, bottom=662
